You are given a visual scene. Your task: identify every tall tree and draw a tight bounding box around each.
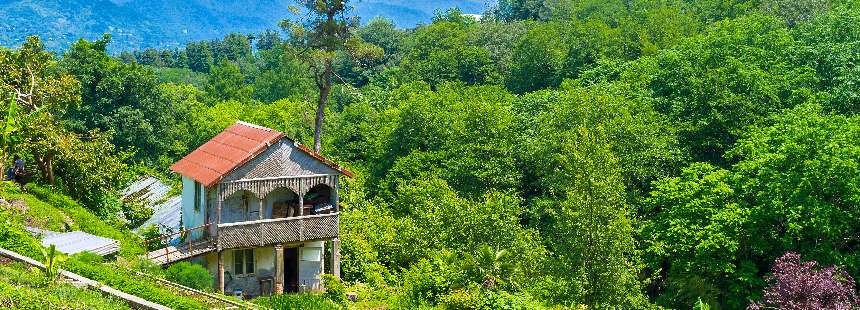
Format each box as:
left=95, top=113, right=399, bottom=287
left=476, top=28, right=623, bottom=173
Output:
left=281, top=0, right=355, bottom=153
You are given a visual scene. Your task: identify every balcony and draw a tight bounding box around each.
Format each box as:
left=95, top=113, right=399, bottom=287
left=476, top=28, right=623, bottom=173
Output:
left=215, top=213, right=339, bottom=250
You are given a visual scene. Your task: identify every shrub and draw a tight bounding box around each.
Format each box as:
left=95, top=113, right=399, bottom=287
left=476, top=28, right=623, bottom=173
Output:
left=165, top=262, right=213, bottom=291
left=140, top=225, right=163, bottom=252
left=322, top=273, right=346, bottom=303
left=122, top=201, right=153, bottom=228
left=440, top=287, right=548, bottom=310
left=748, top=252, right=860, bottom=310
left=75, top=251, right=105, bottom=264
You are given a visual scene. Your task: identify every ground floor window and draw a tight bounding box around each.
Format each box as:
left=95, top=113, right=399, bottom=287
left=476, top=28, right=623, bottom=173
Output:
left=233, top=249, right=254, bottom=275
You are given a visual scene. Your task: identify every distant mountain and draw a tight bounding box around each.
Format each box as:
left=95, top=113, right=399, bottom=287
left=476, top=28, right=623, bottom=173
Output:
left=0, top=0, right=490, bottom=52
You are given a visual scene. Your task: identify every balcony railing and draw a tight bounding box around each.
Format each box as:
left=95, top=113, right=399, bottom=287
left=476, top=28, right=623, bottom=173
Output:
left=216, top=213, right=339, bottom=250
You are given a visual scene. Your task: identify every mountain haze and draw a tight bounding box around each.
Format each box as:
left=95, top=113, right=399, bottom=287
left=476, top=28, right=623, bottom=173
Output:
left=0, top=0, right=488, bottom=51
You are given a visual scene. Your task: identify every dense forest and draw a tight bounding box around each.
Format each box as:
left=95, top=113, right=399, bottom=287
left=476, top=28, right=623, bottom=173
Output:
left=2, top=0, right=860, bottom=308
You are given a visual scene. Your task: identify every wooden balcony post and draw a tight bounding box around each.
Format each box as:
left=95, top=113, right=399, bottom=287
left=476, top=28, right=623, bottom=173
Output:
left=298, top=181, right=304, bottom=217
left=274, top=244, right=284, bottom=294
left=217, top=250, right=225, bottom=293
left=333, top=175, right=339, bottom=212
left=259, top=196, right=265, bottom=220
left=215, top=185, right=222, bottom=236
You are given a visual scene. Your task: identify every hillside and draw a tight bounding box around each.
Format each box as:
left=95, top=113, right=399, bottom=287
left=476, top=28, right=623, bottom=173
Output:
left=0, top=0, right=488, bottom=51
left=3, top=0, right=860, bottom=308
left=0, top=183, right=224, bottom=309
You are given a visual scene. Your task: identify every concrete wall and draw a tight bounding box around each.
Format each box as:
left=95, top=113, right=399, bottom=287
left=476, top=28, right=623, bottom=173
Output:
left=204, top=247, right=275, bottom=297
left=201, top=241, right=326, bottom=296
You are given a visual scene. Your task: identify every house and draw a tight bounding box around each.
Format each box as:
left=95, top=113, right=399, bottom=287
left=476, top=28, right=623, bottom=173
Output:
left=158, top=121, right=352, bottom=297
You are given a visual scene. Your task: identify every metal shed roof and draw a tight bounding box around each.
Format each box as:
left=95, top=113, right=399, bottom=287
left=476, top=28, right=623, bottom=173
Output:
left=122, top=176, right=182, bottom=234
left=41, top=231, right=120, bottom=256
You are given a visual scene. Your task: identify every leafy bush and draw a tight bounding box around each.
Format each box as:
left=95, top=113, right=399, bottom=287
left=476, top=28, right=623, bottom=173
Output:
left=140, top=224, right=164, bottom=252
left=440, top=288, right=548, bottom=310
left=322, top=273, right=346, bottom=303
left=122, top=201, right=153, bottom=228
left=254, top=293, right=340, bottom=310
left=748, top=252, right=859, bottom=310
left=165, top=262, right=213, bottom=291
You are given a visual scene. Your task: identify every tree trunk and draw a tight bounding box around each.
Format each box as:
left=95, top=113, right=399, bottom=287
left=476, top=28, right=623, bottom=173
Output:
left=46, top=156, right=53, bottom=185
left=36, top=154, right=55, bottom=185
left=313, top=59, right=333, bottom=153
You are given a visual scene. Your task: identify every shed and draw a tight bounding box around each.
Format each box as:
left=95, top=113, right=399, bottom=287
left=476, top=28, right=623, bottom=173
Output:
left=122, top=176, right=182, bottom=234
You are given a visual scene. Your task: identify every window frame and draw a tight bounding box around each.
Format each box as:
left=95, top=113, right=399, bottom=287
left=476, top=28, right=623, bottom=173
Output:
left=233, top=249, right=255, bottom=276
left=193, top=182, right=202, bottom=212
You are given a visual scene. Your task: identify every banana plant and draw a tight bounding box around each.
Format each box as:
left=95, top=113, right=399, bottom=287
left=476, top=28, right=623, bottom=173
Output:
left=42, top=244, right=66, bottom=282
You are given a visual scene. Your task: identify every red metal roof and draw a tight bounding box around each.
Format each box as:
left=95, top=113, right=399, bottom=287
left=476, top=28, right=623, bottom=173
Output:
left=171, top=121, right=352, bottom=187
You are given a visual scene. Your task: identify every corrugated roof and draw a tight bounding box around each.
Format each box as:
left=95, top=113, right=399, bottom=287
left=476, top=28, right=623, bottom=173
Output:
left=42, top=231, right=120, bottom=256
left=122, top=177, right=181, bottom=234
left=172, top=121, right=283, bottom=187
left=171, top=121, right=353, bottom=186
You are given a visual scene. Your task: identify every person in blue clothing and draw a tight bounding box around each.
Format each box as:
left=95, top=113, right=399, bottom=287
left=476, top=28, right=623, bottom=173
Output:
left=7, top=155, right=24, bottom=183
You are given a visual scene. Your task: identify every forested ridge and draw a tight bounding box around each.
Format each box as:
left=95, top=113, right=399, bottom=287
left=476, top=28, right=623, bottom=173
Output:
left=2, top=0, right=860, bottom=308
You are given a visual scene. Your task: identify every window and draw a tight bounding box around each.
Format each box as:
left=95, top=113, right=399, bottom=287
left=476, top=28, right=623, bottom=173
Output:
left=233, top=249, right=255, bottom=275
left=194, top=182, right=201, bottom=212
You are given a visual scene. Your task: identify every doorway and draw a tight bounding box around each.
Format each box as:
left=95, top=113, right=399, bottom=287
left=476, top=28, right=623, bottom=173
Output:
left=284, top=247, right=299, bottom=293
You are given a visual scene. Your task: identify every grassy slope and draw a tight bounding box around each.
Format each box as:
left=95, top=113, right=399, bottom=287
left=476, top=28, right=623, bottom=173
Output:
left=0, top=182, right=210, bottom=309
left=0, top=261, right=131, bottom=310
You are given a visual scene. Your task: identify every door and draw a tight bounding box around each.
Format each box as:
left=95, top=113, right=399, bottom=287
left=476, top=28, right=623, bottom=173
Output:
left=284, top=247, right=299, bottom=292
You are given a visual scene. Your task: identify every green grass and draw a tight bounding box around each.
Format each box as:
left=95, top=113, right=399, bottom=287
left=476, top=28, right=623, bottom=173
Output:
left=0, top=261, right=131, bottom=310
left=254, top=293, right=342, bottom=310
left=23, top=183, right=146, bottom=257
left=0, top=181, right=212, bottom=309
left=65, top=257, right=210, bottom=310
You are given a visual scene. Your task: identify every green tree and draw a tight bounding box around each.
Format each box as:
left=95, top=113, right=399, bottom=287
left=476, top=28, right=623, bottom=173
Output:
left=61, top=35, right=195, bottom=167
left=401, top=18, right=499, bottom=87
left=204, top=60, right=252, bottom=102
left=281, top=0, right=356, bottom=153
left=630, top=14, right=817, bottom=165
left=641, top=163, right=747, bottom=308
left=530, top=125, right=648, bottom=307
left=506, top=22, right=569, bottom=93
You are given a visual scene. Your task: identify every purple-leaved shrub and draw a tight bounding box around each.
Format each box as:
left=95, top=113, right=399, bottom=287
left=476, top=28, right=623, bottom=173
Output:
left=749, top=252, right=859, bottom=310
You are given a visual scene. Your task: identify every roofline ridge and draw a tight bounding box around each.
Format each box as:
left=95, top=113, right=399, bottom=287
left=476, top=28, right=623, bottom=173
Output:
left=235, top=120, right=274, bottom=131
